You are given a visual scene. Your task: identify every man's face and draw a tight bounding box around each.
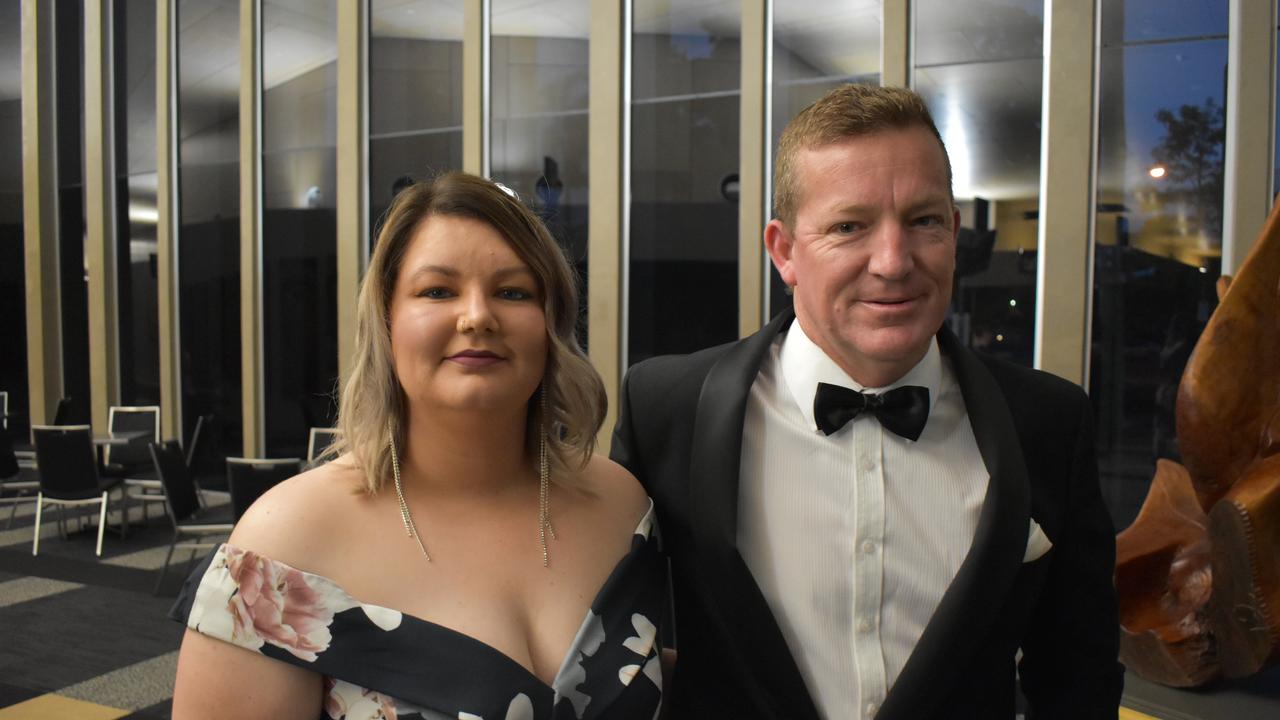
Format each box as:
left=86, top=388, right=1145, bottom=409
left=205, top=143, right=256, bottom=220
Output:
left=765, top=125, right=959, bottom=387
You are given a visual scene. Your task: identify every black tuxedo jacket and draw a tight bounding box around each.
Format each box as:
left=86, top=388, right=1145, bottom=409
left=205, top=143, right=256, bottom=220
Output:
left=610, top=310, right=1122, bottom=719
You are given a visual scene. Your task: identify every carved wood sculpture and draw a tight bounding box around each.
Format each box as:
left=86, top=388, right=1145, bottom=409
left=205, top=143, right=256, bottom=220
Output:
left=1117, top=198, right=1280, bottom=686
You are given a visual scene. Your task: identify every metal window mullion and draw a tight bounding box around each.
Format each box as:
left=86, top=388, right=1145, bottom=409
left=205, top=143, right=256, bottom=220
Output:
left=240, top=0, right=264, bottom=457
left=336, top=0, right=369, bottom=388
left=22, top=0, right=64, bottom=428
left=1222, top=0, right=1278, bottom=274
left=156, top=0, right=182, bottom=442
left=1034, top=0, right=1096, bottom=386
left=463, top=0, right=490, bottom=176
left=883, top=0, right=911, bottom=87
left=739, top=0, right=769, bottom=337
left=84, top=0, right=119, bottom=433
left=588, top=0, right=629, bottom=443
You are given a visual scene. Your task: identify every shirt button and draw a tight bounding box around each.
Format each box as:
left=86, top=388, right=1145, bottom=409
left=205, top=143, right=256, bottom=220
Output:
left=865, top=701, right=879, bottom=717
left=856, top=617, right=874, bottom=633
left=862, top=458, right=877, bottom=473
left=861, top=539, right=877, bottom=555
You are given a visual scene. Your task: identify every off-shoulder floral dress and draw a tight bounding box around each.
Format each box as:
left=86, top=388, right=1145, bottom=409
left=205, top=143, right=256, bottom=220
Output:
left=169, top=504, right=665, bottom=720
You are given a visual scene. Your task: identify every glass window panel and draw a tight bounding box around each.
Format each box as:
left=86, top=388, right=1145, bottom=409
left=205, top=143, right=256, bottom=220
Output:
left=1100, top=0, right=1229, bottom=46
left=769, top=1, right=881, bottom=318
left=60, top=0, right=91, bottom=425
left=178, top=0, right=242, bottom=461
left=261, top=0, right=339, bottom=457
left=914, top=0, right=1044, bottom=370
left=914, top=0, right=1042, bottom=67
left=629, top=0, right=740, bottom=365
left=369, top=0, right=464, bottom=247
left=1092, top=1, right=1228, bottom=530
left=115, top=0, right=159, bottom=407
left=489, top=0, right=590, bottom=343
left=0, top=0, right=27, bottom=439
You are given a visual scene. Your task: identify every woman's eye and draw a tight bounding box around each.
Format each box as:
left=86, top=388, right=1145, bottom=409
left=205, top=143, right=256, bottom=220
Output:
left=418, top=287, right=452, bottom=299
left=498, top=287, right=534, bottom=301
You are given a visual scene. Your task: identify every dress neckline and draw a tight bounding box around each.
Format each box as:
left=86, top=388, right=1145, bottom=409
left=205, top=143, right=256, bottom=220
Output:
left=218, top=499, right=655, bottom=692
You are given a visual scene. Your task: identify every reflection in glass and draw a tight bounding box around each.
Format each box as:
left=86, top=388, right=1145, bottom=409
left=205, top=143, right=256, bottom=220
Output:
left=490, top=0, right=590, bottom=342
left=369, top=0, right=464, bottom=247
left=59, top=0, right=91, bottom=424
left=0, top=0, right=27, bottom=439
left=115, top=0, right=159, bottom=407
left=261, top=1, right=339, bottom=457
left=178, top=0, right=242, bottom=462
left=914, top=0, right=1043, bottom=369
left=629, top=1, right=741, bottom=365
left=1092, top=0, right=1227, bottom=529
left=769, top=2, right=881, bottom=318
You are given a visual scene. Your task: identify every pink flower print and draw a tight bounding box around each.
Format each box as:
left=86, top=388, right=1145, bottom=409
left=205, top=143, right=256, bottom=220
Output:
left=224, top=546, right=340, bottom=661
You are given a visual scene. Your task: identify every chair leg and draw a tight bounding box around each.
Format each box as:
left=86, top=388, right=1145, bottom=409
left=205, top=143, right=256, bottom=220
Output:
left=95, top=492, right=108, bottom=557
left=5, top=501, right=17, bottom=530
left=154, top=536, right=178, bottom=595
left=32, top=495, right=43, bottom=556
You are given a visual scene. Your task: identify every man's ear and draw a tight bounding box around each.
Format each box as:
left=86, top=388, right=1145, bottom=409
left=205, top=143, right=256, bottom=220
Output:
left=764, top=219, right=798, bottom=287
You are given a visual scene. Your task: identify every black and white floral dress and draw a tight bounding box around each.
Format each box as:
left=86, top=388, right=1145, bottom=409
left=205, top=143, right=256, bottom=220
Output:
left=169, top=504, right=665, bottom=720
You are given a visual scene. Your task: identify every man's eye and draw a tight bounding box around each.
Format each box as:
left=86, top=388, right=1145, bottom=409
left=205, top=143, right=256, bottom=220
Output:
left=833, top=222, right=861, bottom=234
left=913, top=215, right=943, bottom=227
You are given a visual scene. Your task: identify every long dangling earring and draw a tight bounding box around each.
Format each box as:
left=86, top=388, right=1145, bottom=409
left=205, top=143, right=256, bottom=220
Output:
left=390, top=419, right=431, bottom=562
left=539, top=385, right=556, bottom=567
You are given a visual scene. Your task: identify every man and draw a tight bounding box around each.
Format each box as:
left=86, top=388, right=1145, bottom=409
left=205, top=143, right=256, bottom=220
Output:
left=611, top=84, right=1122, bottom=719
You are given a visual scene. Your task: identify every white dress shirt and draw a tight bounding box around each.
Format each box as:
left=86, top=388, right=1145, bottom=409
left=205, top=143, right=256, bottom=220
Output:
left=737, top=322, right=989, bottom=719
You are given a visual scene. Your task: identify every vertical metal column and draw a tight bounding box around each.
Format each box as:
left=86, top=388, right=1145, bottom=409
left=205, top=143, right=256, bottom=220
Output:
left=84, top=0, right=120, bottom=432
left=1034, top=0, right=1097, bottom=385
left=156, top=0, right=182, bottom=441
left=1222, top=0, right=1278, bottom=274
left=463, top=0, right=490, bottom=177
left=588, top=0, right=629, bottom=442
left=21, top=0, right=64, bottom=427
left=240, top=0, right=264, bottom=457
left=336, top=0, right=370, bottom=388
left=882, top=0, right=911, bottom=87
left=739, top=0, right=769, bottom=337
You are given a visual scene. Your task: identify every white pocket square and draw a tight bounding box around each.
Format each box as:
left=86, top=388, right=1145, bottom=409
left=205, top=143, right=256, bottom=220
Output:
left=1023, top=519, right=1053, bottom=562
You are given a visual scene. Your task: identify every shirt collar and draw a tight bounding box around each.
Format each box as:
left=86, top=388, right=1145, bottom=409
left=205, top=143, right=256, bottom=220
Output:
left=778, top=319, right=942, bottom=434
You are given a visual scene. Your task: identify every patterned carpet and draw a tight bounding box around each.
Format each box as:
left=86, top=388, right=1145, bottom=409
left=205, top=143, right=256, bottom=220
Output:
left=0, top=479, right=226, bottom=720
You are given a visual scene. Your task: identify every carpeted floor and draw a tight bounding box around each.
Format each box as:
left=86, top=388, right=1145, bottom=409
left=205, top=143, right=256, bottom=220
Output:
left=0, top=481, right=226, bottom=720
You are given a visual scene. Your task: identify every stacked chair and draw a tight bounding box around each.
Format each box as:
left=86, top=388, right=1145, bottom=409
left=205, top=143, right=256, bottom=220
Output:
left=151, top=441, right=234, bottom=593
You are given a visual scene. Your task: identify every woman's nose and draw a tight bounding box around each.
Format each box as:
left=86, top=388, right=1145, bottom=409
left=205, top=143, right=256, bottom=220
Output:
left=456, top=292, right=498, bottom=334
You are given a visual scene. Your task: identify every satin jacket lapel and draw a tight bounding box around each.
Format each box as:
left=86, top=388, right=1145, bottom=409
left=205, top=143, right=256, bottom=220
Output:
left=686, top=309, right=821, bottom=719
left=878, top=327, right=1032, bottom=720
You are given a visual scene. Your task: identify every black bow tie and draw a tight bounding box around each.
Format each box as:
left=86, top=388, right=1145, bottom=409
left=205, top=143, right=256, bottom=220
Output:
left=813, top=382, right=930, bottom=441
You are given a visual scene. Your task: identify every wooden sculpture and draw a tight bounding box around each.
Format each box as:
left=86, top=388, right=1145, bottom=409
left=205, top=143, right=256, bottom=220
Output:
left=1117, top=198, right=1280, bottom=686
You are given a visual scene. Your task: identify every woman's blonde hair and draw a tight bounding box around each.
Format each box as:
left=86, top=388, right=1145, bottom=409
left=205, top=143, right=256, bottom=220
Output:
left=333, top=171, right=606, bottom=493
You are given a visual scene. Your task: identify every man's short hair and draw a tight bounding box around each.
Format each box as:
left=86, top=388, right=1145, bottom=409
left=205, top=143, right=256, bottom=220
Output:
left=773, top=84, right=953, bottom=227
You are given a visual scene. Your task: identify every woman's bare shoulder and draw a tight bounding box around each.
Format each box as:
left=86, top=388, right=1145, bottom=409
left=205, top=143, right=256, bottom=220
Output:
left=228, top=456, right=372, bottom=571
left=575, top=453, right=651, bottom=530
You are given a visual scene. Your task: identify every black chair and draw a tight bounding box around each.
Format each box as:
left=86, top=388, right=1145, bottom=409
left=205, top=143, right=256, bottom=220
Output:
left=0, top=424, right=37, bottom=528
left=31, top=425, right=124, bottom=556
left=151, top=441, right=234, bottom=594
left=226, top=457, right=302, bottom=520
left=306, top=427, right=342, bottom=466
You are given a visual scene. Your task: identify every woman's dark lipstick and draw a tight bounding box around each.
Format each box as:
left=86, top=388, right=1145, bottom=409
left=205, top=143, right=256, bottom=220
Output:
left=447, top=349, right=504, bottom=367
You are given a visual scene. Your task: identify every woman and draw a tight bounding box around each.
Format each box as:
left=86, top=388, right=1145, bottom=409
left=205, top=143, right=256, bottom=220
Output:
left=171, top=173, right=663, bottom=719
